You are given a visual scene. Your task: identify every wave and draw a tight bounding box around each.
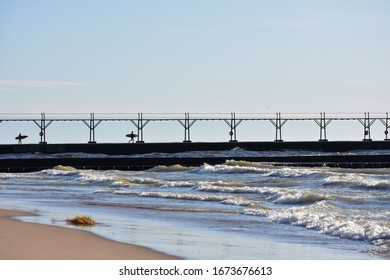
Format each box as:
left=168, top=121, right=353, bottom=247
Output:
left=195, top=163, right=265, bottom=174
left=94, top=189, right=258, bottom=207
left=195, top=182, right=243, bottom=192
left=196, top=183, right=326, bottom=205
left=0, top=172, right=48, bottom=180
left=366, top=240, right=390, bottom=259
left=269, top=190, right=326, bottom=204
left=195, top=161, right=332, bottom=179
left=244, top=201, right=390, bottom=244
left=151, top=164, right=193, bottom=172
left=85, top=201, right=240, bottom=213
left=323, top=174, right=390, bottom=189
left=42, top=165, right=80, bottom=176
left=113, top=176, right=163, bottom=186
left=42, top=166, right=165, bottom=187
left=23, top=166, right=196, bottom=190
left=160, top=181, right=195, bottom=188
left=225, top=160, right=272, bottom=168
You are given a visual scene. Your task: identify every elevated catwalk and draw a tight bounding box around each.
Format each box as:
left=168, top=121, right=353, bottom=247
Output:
left=1, top=112, right=389, bottom=143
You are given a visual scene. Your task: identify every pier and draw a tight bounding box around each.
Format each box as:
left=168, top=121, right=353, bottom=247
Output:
left=0, top=140, right=390, bottom=172
left=1, top=112, right=390, bottom=172
left=1, top=153, right=390, bottom=172
left=1, top=112, right=390, bottom=144
left=1, top=140, right=390, bottom=155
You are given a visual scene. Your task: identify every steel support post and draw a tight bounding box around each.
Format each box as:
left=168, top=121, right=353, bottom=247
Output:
left=177, top=113, right=196, bottom=142
left=314, top=112, right=332, bottom=141
left=89, top=113, right=97, bottom=144
left=269, top=113, right=287, bottom=142
left=82, top=113, right=102, bottom=144
left=358, top=112, right=375, bottom=141
left=133, top=113, right=149, bottom=143
left=223, top=113, right=243, bottom=142
left=33, top=113, right=53, bottom=144
left=380, top=112, right=389, bottom=141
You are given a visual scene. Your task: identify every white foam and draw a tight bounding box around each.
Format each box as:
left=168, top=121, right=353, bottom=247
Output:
left=245, top=201, right=390, bottom=243
left=0, top=172, right=45, bottom=179
left=94, top=189, right=257, bottom=208
left=114, top=176, right=163, bottom=186
left=324, top=173, right=390, bottom=189
left=197, top=183, right=326, bottom=204
left=138, top=191, right=232, bottom=202
left=221, top=197, right=258, bottom=207
left=41, top=165, right=80, bottom=176
left=152, top=164, right=193, bottom=172
left=196, top=163, right=263, bottom=174
left=195, top=162, right=332, bottom=180
left=263, top=166, right=329, bottom=178
left=160, top=181, right=194, bottom=188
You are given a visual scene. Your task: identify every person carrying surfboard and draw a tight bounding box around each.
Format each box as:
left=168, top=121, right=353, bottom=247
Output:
left=126, top=131, right=137, bottom=143
left=15, top=133, right=28, bottom=144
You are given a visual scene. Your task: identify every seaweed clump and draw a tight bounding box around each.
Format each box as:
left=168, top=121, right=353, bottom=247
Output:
left=66, top=215, right=96, bottom=226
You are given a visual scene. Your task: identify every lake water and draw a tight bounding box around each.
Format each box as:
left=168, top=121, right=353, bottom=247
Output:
left=1, top=149, right=389, bottom=259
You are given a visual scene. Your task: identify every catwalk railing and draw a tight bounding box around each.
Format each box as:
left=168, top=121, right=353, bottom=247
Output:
left=0, top=112, right=389, bottom=144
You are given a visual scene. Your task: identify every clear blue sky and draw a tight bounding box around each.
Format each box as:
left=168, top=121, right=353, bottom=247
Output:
left=0, top=0, right=389, bottom=143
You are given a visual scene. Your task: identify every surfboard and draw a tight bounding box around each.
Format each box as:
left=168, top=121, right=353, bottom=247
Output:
left=126, top=133, right=138, bottom=138
left=15, top=135, right=28, bottom=140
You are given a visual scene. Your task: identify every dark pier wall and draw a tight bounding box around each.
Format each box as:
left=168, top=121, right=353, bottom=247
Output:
left=1, top=140, right=390, bottom=155
left=1, top=155, right=390, bottom=172
left=1, top=141, right=390, bottom=172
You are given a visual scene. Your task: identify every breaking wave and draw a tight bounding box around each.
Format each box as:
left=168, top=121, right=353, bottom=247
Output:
left=196, top=183, right=326, bottom=205
left=196, top=161, right=331, bottom=178
left=151, top=164, right=193, bottom=172
left=323, top=173, right=390, bottom=189
left=94, top=189, right=258, bottom=207
left=244, top=201, right=390, bottom=244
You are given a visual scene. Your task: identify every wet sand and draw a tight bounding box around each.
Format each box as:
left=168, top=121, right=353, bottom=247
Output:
left=0, top=209, right=179, bottom=260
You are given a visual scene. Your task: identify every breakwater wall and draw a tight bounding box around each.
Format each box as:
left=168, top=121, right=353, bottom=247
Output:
left=1, top=140, right=390, bottom=155
left=1, top=154, right=390, bottom=172
left=0, top=141, right=390, bottom=172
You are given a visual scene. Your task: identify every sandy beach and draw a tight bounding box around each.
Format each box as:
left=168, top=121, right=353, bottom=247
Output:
left=0, top=209, right=179, bottom=260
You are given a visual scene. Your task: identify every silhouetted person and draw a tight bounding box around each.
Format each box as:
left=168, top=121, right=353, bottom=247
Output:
left=129, top=131, right=135, bottom=143
left=15, top=133, right=28, bottom=144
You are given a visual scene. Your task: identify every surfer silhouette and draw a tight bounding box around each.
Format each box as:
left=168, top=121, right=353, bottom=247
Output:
left=126, top=131, right=137, bottom=143
left=15, top=133, right=28, bottom=144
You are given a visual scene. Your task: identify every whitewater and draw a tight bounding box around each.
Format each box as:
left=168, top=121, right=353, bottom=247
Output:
left=1, top=150, right=389, bottom=259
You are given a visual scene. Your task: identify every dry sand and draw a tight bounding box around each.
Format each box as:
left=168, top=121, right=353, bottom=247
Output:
left=0, top=209, right=179, bottom=260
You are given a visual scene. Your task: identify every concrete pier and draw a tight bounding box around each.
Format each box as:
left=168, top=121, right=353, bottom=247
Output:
left=1, top=154, right=390, bottom=172
left=1, top=140, right=390, bottom=155
left=0, top=141, right=390, bottom=172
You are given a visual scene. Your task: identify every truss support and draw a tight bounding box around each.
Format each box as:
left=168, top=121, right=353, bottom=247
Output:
left=358, top=112, right=376, bottom=142
left=314, top=112, right=332, bottom=141
left=33, top=113, right=53, bottom=144
left=82, top=113, right=102, bottom=144
left=380, top=112, right=389, bottom=141
left=130, top=113, right=150, bottom=143
left=177, top=113, right=196, bottom=142
left=269, top=112, right=287, bottom=142
left=223, top=113, right=242, bottom=142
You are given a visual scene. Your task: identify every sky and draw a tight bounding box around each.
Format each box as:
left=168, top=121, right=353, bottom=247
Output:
left=0, top=0, right=390, bottom=143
